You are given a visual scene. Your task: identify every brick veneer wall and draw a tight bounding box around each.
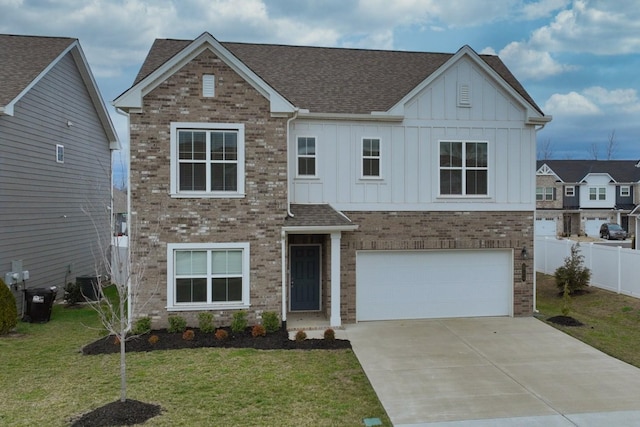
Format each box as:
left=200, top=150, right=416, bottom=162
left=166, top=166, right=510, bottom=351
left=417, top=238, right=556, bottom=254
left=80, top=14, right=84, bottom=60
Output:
left=339, top=211, right=535, bottom=323
left=129, top=50, right=288, bottom=328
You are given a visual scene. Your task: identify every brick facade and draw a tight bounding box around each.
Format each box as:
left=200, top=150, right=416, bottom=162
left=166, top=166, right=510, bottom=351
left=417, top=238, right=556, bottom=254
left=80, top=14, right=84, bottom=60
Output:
left=129, top=50, right=288, bottom=327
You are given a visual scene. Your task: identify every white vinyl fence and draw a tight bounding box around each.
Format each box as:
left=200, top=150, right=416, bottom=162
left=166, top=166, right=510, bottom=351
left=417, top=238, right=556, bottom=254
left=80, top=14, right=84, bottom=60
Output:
left=535, top=237, right=640, bottom=297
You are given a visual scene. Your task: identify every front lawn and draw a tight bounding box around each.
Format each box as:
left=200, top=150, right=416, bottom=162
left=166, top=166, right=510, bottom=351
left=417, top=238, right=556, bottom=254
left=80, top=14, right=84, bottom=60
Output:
left=0, top=305, right=390, bottom=426
left=536, top=272, right=640, bottom=368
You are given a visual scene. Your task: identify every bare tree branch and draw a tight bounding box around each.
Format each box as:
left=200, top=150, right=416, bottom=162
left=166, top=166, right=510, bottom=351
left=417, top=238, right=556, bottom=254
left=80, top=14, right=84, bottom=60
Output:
left=589, top=142, right=599, bottom=160
left=606, top=129, right=617, bottom=160
left=537, top=138, right=553, bottom=160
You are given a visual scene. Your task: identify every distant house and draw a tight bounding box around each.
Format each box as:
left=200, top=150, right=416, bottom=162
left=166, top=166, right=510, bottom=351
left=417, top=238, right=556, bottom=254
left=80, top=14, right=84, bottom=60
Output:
left=535, top=160, right=640, bottom=237
left=114, top=32, right=549, bottom=328
left=0, top=34, right=119, bottom=311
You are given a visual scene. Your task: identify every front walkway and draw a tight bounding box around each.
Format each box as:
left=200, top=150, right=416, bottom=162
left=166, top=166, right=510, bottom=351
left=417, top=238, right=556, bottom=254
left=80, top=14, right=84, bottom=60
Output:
left=345, top=317, right=640, bottom=426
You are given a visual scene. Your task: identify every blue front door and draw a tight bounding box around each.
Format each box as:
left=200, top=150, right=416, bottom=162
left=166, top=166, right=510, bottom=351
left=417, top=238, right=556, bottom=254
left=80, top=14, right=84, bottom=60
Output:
left=290, top=245, right=320, bottom=311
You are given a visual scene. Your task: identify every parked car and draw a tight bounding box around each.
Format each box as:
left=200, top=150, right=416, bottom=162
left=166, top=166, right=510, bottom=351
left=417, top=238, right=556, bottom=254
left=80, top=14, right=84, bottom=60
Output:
left=600, top=223, right=627, bottom=240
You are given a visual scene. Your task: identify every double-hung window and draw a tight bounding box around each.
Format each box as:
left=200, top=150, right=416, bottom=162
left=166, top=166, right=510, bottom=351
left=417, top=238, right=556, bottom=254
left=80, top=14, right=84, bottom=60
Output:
left=620, top=186, right=631, bottom=197
left=536, top=187, right=554, bottom=201
left=589, top=187, right=606, bottom=201
left=170, top=123, right=245, bottom=197
left=439, top=141, right=488, bottom=196
left=167, top=242, right=250, bottom=310
left=362, top=138, right=380, bottom=178
left=297, top=136, right=316, bottom=177
left=565, top=186, right=575, bottom=197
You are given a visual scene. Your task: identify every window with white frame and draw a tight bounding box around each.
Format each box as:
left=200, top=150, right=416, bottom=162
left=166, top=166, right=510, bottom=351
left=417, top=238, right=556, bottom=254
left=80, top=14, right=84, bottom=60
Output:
left=620, top=186, right=631, bottom=197
left=297, top=136, right=316, bottom=176
left=589, top=187, right=606, bottom=201
left=439, top=141, right=488, bottom=195
left=167, top=242, right=250, bottom=309
left=56, top=144, right=64, bottom=163
left=170, top=123, right=245, bottom=197
left=565, top=186, right=575, bottom=197
left=536, top=187, right=554, bottom=201
left=362, top=138, right=380, bottom=178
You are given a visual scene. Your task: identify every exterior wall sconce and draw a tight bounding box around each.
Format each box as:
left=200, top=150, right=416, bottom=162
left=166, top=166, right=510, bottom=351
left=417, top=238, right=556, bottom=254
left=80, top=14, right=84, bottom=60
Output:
left=521, top=246, right=528, bottom=260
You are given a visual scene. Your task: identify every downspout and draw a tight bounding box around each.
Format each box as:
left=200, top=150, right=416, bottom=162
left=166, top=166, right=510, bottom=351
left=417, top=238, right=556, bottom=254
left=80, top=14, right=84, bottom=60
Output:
left=115, top=106, right=133, bottom=331
left=281, top=109, right=298, bottom=330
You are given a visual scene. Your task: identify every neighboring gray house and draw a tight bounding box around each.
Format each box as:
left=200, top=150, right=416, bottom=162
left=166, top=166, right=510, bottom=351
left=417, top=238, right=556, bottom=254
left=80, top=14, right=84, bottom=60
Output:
left=535, top=160, right=640, bottom=237
left=114, top=32, right=549, bottom=329
left=0, top=34, right=119, bottom=312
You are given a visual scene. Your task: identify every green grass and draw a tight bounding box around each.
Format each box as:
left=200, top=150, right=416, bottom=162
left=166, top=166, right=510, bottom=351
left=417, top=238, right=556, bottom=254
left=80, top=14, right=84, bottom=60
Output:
left=537, top=272, right=640, bottom=368
left=0, top=305, right=390, bottom=426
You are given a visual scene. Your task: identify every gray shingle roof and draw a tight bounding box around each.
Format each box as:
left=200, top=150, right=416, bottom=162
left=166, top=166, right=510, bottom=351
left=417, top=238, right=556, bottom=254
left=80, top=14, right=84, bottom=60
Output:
left=285, top=204, right=354, bottom=228
left=0, top=34, right=75, bottom=107
left=131, top=38, right=542, bottom=115
left=537, top=160, right=640, bottom=183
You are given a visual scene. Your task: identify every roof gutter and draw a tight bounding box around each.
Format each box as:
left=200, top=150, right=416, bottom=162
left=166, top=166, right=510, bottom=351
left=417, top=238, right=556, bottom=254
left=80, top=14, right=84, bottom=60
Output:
left=527, top=115, right=553, bottom=130
left=297, top=111, right=404, bottom=122
left=286, top=109, right=299, bottom=217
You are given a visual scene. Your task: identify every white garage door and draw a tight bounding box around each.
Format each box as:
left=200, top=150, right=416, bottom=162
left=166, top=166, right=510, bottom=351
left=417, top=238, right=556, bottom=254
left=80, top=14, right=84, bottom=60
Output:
left=584, top=219, right=606, bottom=237
left=356, top=250, right=512, bottom=321
left=535, top=218, right=557, bottom=236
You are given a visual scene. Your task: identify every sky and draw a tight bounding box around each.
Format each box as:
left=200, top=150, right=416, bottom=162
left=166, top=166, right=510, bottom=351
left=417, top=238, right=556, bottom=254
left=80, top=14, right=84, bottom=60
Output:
left=1, top=0, right=639, bottom=184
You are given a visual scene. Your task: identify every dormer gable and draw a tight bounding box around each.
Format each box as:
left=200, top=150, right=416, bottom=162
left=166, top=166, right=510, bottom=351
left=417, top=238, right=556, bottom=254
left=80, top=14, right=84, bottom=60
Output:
left=536, top=163, right=562, bottom=181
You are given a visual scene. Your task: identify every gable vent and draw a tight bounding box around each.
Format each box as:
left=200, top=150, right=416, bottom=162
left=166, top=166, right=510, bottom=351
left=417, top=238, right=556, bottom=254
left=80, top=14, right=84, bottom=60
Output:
left=202, top=74, right=215, bottom=97
left=458, top=83, right=471, bottom=107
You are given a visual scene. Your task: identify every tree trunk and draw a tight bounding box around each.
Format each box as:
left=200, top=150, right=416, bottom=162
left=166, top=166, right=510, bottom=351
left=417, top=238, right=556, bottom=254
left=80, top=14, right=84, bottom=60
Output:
left=120, top=298, right=127, bottom=402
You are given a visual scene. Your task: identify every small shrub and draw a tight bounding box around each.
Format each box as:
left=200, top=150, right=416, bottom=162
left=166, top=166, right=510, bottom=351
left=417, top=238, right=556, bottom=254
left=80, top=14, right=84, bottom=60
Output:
left=0, top=279, right=18, bottom=335
left=148, top=335, right=159, bottom=345
left=555, top=243, right=591, bottom=295
left=214, top=329, right=228, bottom=341
left=294, top=330, right=307, bottom=342
left=262, top=311, right=280, bottom=333
left=182, top=329, right=195, bottom=341
left=63, top=281, right=83, bottom=305
left=323, top=328, right=336, bottom=341
left=252, top=324, right=266, bottom=337
left=167, top=315, right=187, bottom=333
left=231, top=311, right=248, bottom=333
left=198, top=312, right=215, bottom=333
left=132, top=316, right=152, bottom=335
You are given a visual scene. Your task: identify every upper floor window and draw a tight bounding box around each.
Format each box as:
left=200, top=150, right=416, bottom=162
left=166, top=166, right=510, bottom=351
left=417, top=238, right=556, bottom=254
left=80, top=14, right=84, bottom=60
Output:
left=565, top=186, right=575, bottom=197
left=439, top=141, right=488, bottom=196
left=589, top=187, right=606, bottom=201
left=362, top=138, right=380, bottom=178
left=170, top=123, right=245, bottom=198
left=620, top=186, right=631, bottom=197
left=297, top=136, right=316, bottom=177
left=536, top=187, right=554, bottom=201
left=56, top=144, right=64, bottom=163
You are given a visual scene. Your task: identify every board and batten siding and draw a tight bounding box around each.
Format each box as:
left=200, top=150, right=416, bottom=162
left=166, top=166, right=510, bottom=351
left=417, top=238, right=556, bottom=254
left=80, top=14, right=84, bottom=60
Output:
left=0, top=52, right=112, bottom=304
left=289, top=57, right=536, bottom=211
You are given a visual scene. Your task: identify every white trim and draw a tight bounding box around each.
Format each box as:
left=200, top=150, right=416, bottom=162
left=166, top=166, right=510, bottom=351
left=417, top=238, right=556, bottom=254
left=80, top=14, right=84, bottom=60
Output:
left=166, top=242, right=250, bottom=310
left=565, top=185, right=575, bottom=197
left=329, top=232, right=342, bottom=327
left=296, top=135, right=318, bottom=178
left=169, top=122, right=245, bottom=197
left=56, top=144, right=64, bottom=163
left=438, top=140, right=490, bottom=197
left=360, top=137, right=381, bottom=179
left=620, top=185, right=631, bottom=197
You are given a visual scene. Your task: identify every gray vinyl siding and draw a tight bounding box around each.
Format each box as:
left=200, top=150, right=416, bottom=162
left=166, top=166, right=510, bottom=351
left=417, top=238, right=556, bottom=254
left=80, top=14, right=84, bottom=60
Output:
left=0, top=52, right=111, bottom=311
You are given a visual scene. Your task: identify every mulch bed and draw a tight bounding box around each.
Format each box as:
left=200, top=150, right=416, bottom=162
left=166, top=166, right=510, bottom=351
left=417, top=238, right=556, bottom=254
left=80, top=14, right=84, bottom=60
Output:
left=547, top=315, right=584, bottom=327
left=82, top=327, right=351, bottom=355
left=75, top=327, right=350, bottom=425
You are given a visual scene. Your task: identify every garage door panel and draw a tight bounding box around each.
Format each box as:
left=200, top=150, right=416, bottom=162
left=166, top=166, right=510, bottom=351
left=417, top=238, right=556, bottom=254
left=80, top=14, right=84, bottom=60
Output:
left=356, top=250, right=512, bottom=321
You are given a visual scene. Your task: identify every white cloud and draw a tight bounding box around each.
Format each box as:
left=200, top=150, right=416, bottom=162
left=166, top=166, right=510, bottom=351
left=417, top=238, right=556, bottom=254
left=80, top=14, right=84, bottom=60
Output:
left=582, top=86, right=640, bottom=112
left=520, top=0, right=570, bottom=20
left=529, top=0, right=640, bottom=55
left=494, top=41, right=573, bottom=80
left=543, top=91, right=601, bottom=115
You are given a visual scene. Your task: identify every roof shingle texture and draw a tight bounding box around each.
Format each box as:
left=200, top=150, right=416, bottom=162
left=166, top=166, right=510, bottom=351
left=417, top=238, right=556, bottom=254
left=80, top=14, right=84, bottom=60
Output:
left=0, top=34, right=75, bottom=107
left=538, top=160, right=640, bottom=183
left=131, top=38, right=542, bottom=115
left=285, top=204, right=353, bottom=228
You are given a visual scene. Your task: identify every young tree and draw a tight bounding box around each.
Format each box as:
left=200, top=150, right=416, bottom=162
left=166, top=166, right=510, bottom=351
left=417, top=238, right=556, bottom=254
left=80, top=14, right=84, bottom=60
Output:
left=82, top=202, right=160, bottom=403
left=606, top=129, right=617, bottom=160
left=537, top=138, right=554, bottom=160
left=555, top=243, right=591, bottom=295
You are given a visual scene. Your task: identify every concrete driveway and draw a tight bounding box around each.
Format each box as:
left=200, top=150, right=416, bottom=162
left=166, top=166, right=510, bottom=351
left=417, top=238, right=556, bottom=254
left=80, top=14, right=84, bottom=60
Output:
left=345, top=317, right=640, bottom=426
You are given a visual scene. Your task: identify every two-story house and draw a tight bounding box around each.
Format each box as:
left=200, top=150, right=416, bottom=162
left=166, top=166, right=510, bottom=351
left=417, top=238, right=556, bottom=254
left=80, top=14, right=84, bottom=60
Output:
left=1, top=34, right=119, bottom=313
left=535, top=160, right=640, bottom=237
left=114, top=32, right=549, bottom=328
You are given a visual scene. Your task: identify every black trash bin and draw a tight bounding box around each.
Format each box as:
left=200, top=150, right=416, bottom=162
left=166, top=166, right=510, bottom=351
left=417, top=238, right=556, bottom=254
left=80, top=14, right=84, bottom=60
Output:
left=76, top=275, right=101, bottom=301
left=24, top=286, right=57, bottom=323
